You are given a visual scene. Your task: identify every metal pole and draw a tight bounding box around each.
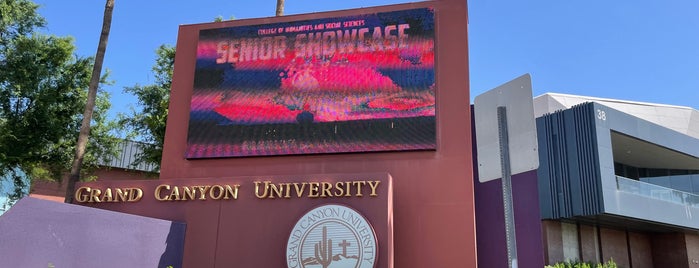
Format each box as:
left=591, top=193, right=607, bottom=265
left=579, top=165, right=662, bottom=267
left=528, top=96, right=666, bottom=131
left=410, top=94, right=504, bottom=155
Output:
left=497, top=106, right=518, bottom=268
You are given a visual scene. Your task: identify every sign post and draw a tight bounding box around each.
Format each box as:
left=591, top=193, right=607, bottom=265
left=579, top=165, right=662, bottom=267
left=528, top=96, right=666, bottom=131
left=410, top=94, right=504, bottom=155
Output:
left=497, top=106, right=518, bottom=268
left=474, top=74, right=539, bottom=268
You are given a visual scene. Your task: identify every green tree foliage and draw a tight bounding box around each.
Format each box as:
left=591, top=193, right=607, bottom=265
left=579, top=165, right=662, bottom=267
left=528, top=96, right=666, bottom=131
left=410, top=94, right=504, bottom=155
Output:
left=213, top=15, right=235, bottom=22
left=0, top=168, right=29, bottom=213
left=0, top=0, right=45, bottom=45
left=119, top=44, right=174, bottom=172
left=121, top=15, right=237, bottom=172
left=0, top=0, right=118, bottom=202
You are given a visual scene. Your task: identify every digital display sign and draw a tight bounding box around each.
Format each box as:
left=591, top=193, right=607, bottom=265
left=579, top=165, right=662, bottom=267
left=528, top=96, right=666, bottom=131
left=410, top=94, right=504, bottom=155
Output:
left=187, top=7, right=435, bottom=158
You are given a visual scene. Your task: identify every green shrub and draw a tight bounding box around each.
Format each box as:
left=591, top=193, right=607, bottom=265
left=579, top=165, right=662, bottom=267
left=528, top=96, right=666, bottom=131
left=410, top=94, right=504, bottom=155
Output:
left=544, top=259, right=617, bottom=268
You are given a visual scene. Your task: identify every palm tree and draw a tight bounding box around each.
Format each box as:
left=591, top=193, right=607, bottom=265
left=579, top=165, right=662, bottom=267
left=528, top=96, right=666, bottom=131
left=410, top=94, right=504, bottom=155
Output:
left=276, top=0, right=284, bottom=16
left=65, top=0, right=115, bottom=203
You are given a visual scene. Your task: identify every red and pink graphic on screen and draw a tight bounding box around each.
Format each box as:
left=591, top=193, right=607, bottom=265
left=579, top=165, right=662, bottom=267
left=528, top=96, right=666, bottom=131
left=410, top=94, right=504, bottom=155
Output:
left=186, top=7, right=435, bottom=158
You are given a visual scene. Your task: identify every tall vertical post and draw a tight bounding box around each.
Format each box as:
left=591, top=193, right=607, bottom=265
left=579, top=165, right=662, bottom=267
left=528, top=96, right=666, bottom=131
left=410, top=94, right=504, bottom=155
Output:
left=497, top=106, right=518, bottom=268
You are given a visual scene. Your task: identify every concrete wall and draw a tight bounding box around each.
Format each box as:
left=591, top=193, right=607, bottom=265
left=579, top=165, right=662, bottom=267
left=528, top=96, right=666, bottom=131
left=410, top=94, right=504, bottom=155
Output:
left=540, top=221, right=581, bottom=262
left=562, top=222, right=580, bottom=261
left=542, top=220, right=564, bottom=264
left=579, top=224, right=600, bottom=263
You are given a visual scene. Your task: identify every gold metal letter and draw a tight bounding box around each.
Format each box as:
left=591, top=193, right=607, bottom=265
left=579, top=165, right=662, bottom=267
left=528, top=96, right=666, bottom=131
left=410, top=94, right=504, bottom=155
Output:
left=115, top=188, right=128, bottom=202
left=102, top=188, right=114, bottom=202
left=268, top=183, right=284, bottom=199
left=320, top=182, right=332, bottom=197
left=223, top=185, right=239, bottom=200
left=283, top=183, right=292, bottom=198
left=308, top=182, right=320, bottom=198
left=368, top=181, right=380, bottom=197
left=89, top=188, right=102, bottom=203
left=129, top=188, right=143, bottom=202
left=75, top=187, right=90, bottom=203
left=293, top=182, right=307, bottom=198
left=168, top=186, right=181, bottom=201
left=254, top=181, right=270, bottom=199
left=334, top=182, right=345, bottom=197
left=181, top=186, right=196, bottom=201
left=353, top=181, right=366, bottom=197
left=154, top=184, right=170, bottom=201
left=195, top=186, right=211, bottom=200
left=344, top=182, right=351, bottom=197
left=209, top=185, right=225, bottom=200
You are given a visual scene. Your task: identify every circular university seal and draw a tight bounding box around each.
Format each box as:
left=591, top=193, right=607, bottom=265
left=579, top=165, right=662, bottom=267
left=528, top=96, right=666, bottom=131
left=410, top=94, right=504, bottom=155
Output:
left=286, top=204, right=378, bottom=268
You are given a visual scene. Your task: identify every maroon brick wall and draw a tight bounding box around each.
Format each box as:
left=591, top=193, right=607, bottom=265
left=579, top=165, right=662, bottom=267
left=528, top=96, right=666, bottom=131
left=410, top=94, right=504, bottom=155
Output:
left=599, top=228, right=629, bottom=268
left=684, top=233, right=699, bottom=267
left=628, top=231, right=653, bottom=268
left=651, top=233, right=688, bottom=268
left=541, top=222, right=697, bottom=268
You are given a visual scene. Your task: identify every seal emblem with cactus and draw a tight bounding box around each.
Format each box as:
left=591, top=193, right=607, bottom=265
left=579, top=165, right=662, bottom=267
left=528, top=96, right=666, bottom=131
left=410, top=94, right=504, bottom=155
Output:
left=286, top=204, right=378, bottom=268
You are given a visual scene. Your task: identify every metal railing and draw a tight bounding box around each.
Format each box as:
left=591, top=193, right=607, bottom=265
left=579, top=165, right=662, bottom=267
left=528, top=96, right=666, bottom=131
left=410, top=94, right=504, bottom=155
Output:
left=616, top=176, right=699, bottom=208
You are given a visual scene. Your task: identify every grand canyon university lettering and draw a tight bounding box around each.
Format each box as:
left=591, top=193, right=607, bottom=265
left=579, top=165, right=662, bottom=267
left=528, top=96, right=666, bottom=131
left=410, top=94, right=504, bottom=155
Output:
left=74, top=180, right=380, bottom=203
left=254, top=181, right=380, bottom=199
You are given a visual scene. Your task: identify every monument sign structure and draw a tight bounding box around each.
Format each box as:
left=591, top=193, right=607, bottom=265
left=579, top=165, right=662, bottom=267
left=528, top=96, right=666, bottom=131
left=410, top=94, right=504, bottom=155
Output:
left=73, top=0, right=474, bottom=267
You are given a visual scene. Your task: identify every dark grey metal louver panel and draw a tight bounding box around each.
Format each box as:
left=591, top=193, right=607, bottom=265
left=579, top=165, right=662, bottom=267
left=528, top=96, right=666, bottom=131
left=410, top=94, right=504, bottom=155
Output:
left=537, top=103, right=603, bottom=219
left=97, top=140, right=158, bottom=172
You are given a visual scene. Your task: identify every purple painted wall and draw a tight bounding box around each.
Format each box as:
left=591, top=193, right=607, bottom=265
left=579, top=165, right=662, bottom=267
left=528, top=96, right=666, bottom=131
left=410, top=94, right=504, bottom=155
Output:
left=471, top=107, right=545, bottom=267
left=0, top=197, right=185, bottom=268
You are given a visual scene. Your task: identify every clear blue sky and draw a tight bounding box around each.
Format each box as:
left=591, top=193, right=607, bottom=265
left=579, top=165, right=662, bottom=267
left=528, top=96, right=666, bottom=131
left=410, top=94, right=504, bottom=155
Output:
left=33, top=0, right=699, bottom=118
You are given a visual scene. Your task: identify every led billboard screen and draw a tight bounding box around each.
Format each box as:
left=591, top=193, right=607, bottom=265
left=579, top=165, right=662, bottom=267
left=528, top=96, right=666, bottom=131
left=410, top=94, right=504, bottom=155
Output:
left=187, top=7, right=435, bottom=158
